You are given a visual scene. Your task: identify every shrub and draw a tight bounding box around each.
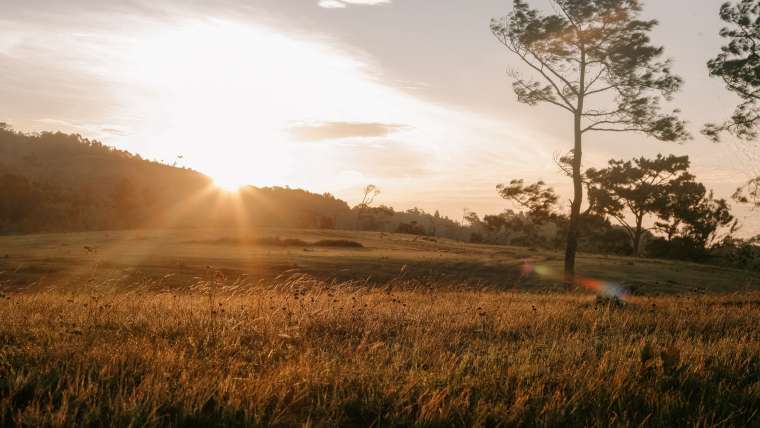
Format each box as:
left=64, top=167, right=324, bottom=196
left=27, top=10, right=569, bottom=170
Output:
left=313, top=239, right=364, bottom=248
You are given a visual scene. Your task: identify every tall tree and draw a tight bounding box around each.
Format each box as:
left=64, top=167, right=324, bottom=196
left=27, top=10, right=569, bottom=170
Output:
left=491, top=0, right=688, bottom=280
left=705, top=0, right=760, bottom=207
left=705, top=0, right=760, bottom=142
left=585, top=154, right=691, bottom=256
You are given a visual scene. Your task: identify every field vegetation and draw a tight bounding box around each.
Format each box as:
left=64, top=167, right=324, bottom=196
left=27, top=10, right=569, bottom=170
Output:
left=2, top=284, right=759, bottom=427
left=1, top=229, right=760, bottom=426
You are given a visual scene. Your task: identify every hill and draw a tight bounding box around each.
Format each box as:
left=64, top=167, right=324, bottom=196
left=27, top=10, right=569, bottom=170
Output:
left=0, top=127, right=471, bottom=238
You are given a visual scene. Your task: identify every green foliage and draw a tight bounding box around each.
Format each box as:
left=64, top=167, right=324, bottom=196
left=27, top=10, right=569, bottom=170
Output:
left=490, top=0, right=688, bottom=140
left=714, top=236, right=760, bottom=271
left=491, top=0, right=688, bottom=275
left=497, top=179, right=559, bottom=222
left=705, top=0, right=760, bottom=142
left=655, top=187, right=737, bottom=251
left=586, top=154, right=693, bottom=254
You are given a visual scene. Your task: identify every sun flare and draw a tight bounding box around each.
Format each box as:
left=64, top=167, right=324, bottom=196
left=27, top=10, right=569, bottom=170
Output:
left=213, top=174, right=247, bottom=193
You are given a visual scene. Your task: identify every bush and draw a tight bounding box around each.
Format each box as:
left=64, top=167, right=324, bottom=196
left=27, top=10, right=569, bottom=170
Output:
left=255, top=237, right=309, bottom=247
left=313, top=239, right=364, bottom=248
left=712, top=238, right=760, bottom=272
left=396, top=222, right=427, bottom=236
left=646, top=237, right=708, bottom=261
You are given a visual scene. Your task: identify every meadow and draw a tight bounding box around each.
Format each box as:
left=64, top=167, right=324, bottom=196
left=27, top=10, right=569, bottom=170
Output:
left=1, top=228, right=760, bottom=426
left=1, top=228, right=757, bottom=294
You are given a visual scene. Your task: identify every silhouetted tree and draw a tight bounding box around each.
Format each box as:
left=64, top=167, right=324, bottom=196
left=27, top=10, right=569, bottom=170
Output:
left=355, top=184, right=380, bottom=228
left=586, top=154, right=692, bottom=256
left=496, top=180, right=562, bottom=244
left=705, top=0, right=760, bottom=207
left=705, top=0, right=760, bottom=142
left=491, top=0, right=688, bottom=279
left=654, top=182, right=737, bottom=255
left=497, top=179, right=558, bottom=222
left=733, top=176, right=760, bottom=207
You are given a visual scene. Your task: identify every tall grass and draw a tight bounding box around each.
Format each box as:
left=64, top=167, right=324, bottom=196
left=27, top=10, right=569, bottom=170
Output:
left=1, top=280, right=759, bottom=427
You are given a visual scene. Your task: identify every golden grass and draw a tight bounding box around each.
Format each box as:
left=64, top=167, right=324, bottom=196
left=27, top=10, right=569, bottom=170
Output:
left=1, top=280, right=760, bottom=427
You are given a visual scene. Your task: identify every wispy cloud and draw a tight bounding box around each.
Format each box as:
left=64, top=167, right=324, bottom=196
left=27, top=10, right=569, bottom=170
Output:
left=318, top=0, right=391, bottom=9
left=288, top=122, right=408, bottom=141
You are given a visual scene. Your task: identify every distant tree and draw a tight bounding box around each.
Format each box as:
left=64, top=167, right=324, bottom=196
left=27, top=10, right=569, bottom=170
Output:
left=497, top=179, right=559, bottom=222
left=0, top=174, right=38, bottom=232
left=358, top=205, right=394, bottom=231
left=496, top=180, right=562, bottom=245
left=355, top=184, right=380, bottom=229
left=491, top=0, right=688, bottom=279
left=111, top=178, right=140, bottom=227
left=396, top=221, right=427, bottom=236
left=483, top=213, right=510, bottom=234
left=655, top=181, right=738, bottom=253
left=585, top=154, right=692, bottom=256
left=357, top=184, right=380, bottom=209
left=463, top=211, right=482, bottom=227
left=733, top=176, right=760, bottom=208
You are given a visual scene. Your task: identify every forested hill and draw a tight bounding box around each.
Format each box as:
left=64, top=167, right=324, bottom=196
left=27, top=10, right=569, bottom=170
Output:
left=0, top=127, right=468, bottom=237
left=0, top=127, right=356, bottom=234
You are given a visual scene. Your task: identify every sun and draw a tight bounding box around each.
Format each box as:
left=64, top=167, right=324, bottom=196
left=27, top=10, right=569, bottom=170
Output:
left=212, top=173, right=247, bottom=193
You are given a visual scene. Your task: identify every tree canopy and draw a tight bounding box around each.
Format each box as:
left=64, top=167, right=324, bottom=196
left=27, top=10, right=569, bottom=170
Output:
left=491, top=0, right=688, bottom=140
left=705, top=0, right=760, bottom=142
left=586, top=154, right=692, bottom=255
left=491, top=0, right=688, bottom=278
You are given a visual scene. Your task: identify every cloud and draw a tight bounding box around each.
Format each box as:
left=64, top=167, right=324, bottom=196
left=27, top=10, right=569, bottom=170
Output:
left=288, top=121, right=408, bottom=141
left=318, top=0, right=391, bottom=9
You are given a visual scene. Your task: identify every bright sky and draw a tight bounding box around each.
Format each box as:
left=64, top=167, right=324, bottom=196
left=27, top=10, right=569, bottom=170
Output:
left=2, top=0, right=758, bottom=232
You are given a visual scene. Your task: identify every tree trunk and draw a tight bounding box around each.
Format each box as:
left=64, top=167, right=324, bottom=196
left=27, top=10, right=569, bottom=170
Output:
left=564, top=46, right=586, bottom=285
left=564, top=112, right=584, bottom=283
left=633, top=216, right=643, bottom=257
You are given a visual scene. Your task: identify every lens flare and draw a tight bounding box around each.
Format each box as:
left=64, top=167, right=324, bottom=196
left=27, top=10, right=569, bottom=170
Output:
left=521, top=260, right=629, bottom=301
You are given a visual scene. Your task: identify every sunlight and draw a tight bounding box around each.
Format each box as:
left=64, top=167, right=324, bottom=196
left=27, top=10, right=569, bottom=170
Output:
left=108, top=19, right=383, bottom=189
left=213, top=174, right=246, bottom=193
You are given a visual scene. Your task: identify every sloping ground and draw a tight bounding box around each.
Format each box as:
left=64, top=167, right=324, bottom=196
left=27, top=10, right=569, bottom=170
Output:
left=0, top=227, right=757, bottom=294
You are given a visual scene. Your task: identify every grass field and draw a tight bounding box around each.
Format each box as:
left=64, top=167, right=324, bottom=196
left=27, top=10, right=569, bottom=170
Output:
left=1, top=228, right=758, bottom=294
left=1, top=228, right=760, bottom=426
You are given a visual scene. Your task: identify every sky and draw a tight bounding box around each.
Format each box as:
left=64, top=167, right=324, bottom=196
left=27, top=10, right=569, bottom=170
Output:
left=2, top=0, right=758, bottom=233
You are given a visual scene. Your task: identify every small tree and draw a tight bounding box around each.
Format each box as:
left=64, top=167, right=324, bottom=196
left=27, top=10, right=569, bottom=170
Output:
left=497, top=179, right=559, bottom=221
left=491, top=0, right=688, bottom=279
left=355, top=184, right=380, bottom=229
left=585, top=154, right=691, bottom=255
left=497, top=179, right=561, bottom=245
left=655, top=182, right=738, bottom=252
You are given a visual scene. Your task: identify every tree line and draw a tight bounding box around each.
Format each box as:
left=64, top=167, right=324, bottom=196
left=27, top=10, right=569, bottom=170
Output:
left=467, top=153, right=759, bottom=268
left=0, top=126, right=469, bottom=238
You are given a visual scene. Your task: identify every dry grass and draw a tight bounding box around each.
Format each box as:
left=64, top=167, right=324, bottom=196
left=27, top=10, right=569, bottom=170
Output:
left=1, top=278, right=760, bottom=427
